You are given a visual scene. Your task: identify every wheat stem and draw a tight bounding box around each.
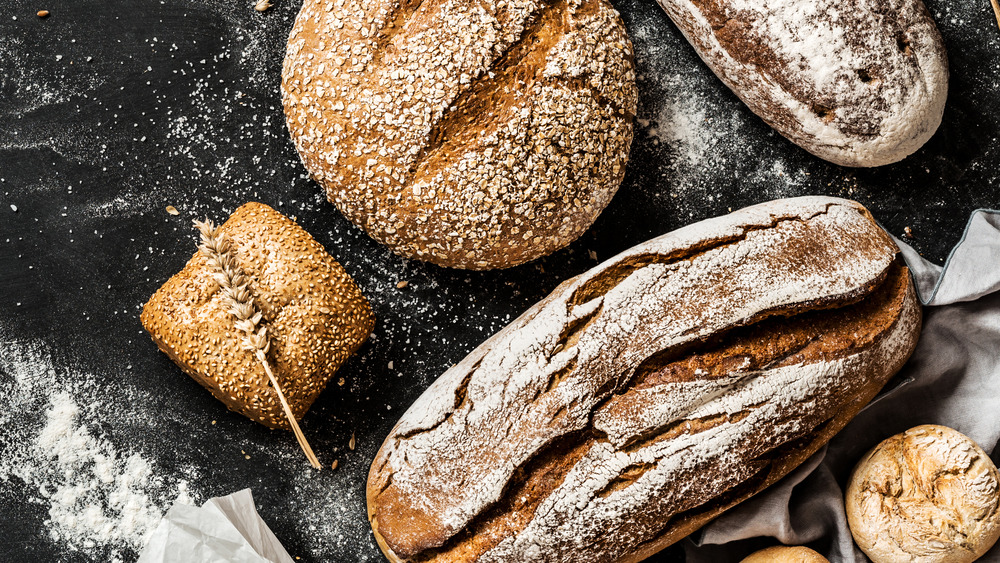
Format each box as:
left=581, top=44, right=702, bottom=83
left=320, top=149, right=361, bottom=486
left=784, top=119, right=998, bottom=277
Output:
left=194, top=218, right=321, bottom=469
left=993, top=0, right=1000, bottom=30
left=254, top=349, right=321, bottom=468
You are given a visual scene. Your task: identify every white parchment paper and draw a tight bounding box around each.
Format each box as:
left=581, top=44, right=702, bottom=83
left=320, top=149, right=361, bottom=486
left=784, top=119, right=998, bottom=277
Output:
left=138, top=489, right=294, bottom=563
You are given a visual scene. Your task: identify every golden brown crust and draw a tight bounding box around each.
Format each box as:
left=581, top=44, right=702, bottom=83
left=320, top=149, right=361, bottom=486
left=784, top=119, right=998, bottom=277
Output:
left=140, top=202, right=375, bottom=429
left=846, top=425, right=1000, bottom=563
left=281, top=0, right=637, bottom=269
left=366, top=197, right=922, bottom=562
left=739, top=546, right=830, bottom=563
left=375, top=267, right=920, bottom=563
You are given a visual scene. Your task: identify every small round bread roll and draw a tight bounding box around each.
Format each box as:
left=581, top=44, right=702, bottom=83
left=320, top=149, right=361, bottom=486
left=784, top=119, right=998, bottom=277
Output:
left=740, top=546, right=829, bottom=563
left=847, top=425, right=1000, bottom=563
left=281, top=0, right=637, bottom=270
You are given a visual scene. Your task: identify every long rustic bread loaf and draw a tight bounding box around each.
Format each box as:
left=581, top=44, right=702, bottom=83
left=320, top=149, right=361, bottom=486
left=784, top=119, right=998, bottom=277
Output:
left=367, top=196, right=922, bottom=562
left=654, top=0, right=948, bottom=167
left=141, top=203, right=374, bottom=430
left=281, top=0, right=637, bottom=270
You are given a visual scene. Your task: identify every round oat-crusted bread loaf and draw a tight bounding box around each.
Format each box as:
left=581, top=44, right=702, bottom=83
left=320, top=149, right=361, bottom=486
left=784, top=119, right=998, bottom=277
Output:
left=847, top=425, right=1000, bottom=563
left=281, top=0, right=637, bottom=270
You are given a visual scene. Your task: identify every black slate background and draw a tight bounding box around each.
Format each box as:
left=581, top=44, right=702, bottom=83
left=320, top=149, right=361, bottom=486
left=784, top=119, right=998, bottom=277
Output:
left=0, top=0, right=998, bottom=561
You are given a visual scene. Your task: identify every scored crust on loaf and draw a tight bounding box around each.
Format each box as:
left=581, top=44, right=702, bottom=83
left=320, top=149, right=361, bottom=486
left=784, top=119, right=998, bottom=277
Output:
left=140, top=202, right=375, bottom=430
left=366, top=196, right=922, bottom=562
left=655, top=0, right=948, bottom=167
left=281, top=0, right=637, bottom=270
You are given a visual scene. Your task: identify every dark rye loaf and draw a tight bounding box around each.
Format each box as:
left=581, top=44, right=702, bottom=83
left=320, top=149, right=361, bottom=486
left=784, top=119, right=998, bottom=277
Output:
left=656, top=0, right=948, bottom=167
left=281, top=0, right=637, bottom=270
left=367, top=196, right=922, bottom=562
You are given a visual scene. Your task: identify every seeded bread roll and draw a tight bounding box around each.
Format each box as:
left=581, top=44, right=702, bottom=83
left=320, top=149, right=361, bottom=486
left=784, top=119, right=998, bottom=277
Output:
left=655, top=0, right=948, bottom=167
left=741, top=546, right=829, bottom=563
left=847, top=425, right=1000, bottom=563
left=367, top=196, right=922, bottom=562
left=281, top=0, right=637, bottom=270
left=141, top=202, right=374, bottom=430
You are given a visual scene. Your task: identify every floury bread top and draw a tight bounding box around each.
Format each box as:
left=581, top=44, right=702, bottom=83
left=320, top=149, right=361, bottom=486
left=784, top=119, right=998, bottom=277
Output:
left=366, top=196, right=922, bottom=562
left=655, top=0, right=948, bottom=167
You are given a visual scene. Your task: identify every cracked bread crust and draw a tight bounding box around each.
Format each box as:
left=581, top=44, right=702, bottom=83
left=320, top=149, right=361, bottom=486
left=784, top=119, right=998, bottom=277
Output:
left=140, top=202, right=375, bottom=430
left=281, top=0, right=637, bottom=270
left=655, top=0, right=948, bottom=167
left=366, top=196, right=922, bottom=562
left=846, top=425, right=1000, bottom=563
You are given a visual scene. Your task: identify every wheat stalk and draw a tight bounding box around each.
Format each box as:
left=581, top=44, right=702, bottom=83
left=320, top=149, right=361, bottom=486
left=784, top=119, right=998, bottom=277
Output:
left=992, top=0, right=1000, bottom=31
left=194, top=218, right=321, bottom=469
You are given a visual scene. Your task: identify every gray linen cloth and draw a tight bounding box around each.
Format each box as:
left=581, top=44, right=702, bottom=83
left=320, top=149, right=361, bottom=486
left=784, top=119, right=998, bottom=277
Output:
left=683, top=210, right=1000, bottom=563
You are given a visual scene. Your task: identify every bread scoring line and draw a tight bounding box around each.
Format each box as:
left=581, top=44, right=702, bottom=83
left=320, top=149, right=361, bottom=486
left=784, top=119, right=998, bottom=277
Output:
left=374, top=198, right=895, bottom=552
left=481, top=291, right=919, bottom=560
left=387, top=202, right=840, bottom=443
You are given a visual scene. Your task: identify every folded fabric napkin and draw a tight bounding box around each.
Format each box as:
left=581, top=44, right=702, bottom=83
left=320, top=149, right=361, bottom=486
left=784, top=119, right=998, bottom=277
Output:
left=685, top=209, right=1000, bottom=562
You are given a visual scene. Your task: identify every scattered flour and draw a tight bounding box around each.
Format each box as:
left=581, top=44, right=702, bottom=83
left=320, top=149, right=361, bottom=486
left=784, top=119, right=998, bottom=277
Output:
left=640, top=97, right=721, bottom=168
left=0, top=337, right=199, bottom=561
left=32, top=392, right=191, bottom=551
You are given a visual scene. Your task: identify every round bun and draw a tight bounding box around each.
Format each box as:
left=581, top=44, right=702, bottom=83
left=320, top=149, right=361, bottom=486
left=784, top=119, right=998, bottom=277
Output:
left=281, top=0, right=636, bottom=270
left=740, top=546, right=829, bottom=563
left=846, top=425, right=1000, bottom=563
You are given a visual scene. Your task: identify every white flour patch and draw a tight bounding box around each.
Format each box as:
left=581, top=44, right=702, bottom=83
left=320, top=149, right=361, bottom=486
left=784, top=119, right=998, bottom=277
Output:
left=642, top=95, right=727, bottom=170
left=619, top=0, right=897, bottom=215
left=0, top=336, right=200, bottom=561
left=30, top=392, right=192, bottom=551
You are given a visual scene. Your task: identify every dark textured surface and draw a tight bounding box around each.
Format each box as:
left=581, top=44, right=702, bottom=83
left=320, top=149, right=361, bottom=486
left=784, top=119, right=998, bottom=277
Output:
left=0, top=0, right=997, bottom=561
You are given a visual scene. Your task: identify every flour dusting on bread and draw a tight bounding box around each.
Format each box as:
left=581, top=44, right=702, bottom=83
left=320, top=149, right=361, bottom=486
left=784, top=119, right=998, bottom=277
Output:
left=654, top=0, right=948, bottom=166
left=367, top=196, right=923, bottom=562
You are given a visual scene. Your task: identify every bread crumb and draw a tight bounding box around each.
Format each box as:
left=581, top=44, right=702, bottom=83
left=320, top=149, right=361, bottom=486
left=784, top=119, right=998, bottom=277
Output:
left=254, top=0, right=272, bottom=11
left=331, top=459, right=338, bottom=470
left=396, top=280, right=408, bottom=289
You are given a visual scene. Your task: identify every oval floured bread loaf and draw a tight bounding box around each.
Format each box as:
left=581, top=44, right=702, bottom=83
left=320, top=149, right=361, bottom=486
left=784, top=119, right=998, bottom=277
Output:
left=367, top=196, right=922, bottom=562
left=281, top=0, right=637, bottom=270
left=655, top=0, right=948, bottom=167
